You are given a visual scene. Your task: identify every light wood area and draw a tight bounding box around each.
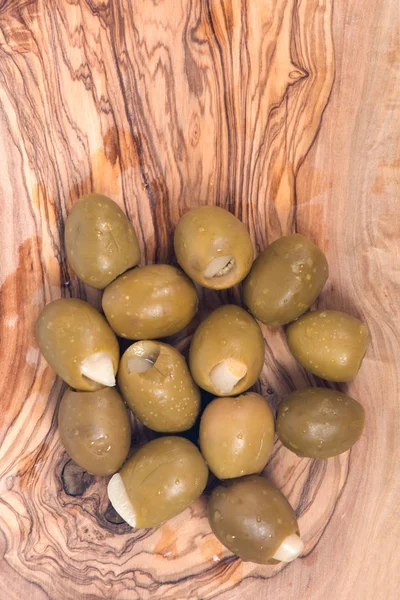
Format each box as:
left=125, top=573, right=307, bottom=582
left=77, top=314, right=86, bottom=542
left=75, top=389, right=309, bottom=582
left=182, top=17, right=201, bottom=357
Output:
left=0, top=1, right=399, bottom=599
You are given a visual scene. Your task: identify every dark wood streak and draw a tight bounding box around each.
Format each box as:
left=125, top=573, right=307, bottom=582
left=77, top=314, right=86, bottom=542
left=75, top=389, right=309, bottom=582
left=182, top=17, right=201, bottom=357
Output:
left=1, top=0, right=398, bottom=598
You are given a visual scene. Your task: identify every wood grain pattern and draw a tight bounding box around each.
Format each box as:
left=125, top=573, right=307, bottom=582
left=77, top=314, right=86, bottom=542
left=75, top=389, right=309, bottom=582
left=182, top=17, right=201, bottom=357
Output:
left=0, top=0, right=398, bottom=598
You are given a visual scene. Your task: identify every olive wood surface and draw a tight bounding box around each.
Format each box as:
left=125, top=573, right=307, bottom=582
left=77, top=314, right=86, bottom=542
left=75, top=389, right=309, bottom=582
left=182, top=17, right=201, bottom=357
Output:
left=0, top=1, right=399, bottom=599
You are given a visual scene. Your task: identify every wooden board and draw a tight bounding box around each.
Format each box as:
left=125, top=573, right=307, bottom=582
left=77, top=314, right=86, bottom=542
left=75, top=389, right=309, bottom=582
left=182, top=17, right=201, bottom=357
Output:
left=0, top=1, right=399, bottom=598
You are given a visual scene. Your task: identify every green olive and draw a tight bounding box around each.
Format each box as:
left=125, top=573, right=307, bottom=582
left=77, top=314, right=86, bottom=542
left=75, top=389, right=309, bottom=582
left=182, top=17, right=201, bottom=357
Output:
left=65, top=194, right=140, bottom=289
left=243, top=234, right=328, bottom=326
left=199, top=393, right=274, bottom=478
left=118, top=341, right=201, bottom=432
left=286, top=310, right=370, bottom=381
left=208, top=476, right=303, bottom=564
left=102, top=265, right=198, bottom=339
left=108, top=437, right=208, bottom=528
left=35, top=298, right=119, bottom=391
left=189, top=305, right=265, bottom=396
left=174, top=206, right=254, bottom=289
left=276, top=387, right=365, bottom=459
left=58, top=387, right=131, bottom=476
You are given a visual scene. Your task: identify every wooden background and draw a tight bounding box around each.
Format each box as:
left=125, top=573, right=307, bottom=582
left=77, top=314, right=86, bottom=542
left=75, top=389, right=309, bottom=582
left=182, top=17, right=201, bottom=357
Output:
left=0, top=1, right=399, bottom=598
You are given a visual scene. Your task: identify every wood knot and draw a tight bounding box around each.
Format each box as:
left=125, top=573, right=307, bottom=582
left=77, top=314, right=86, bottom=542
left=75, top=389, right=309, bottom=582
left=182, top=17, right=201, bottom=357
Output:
left=189, top=113, right=201, bottom=148
left=288, top=68, right=309, bottom=83
left=61, top=460, right=94, bottom=496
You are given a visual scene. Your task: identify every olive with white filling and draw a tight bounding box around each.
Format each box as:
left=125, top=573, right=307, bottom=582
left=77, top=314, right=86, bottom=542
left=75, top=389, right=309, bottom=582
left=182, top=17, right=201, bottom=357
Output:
left=35, top=298, right=119, bottom=391
left=174, top=206, right=254, bottom=290
left=189, top=305, right=265, bottom=396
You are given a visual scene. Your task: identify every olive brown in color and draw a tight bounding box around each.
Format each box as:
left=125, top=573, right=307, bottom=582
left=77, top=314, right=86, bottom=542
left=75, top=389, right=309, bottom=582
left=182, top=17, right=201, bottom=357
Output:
left=58, top=387, right=131, bottom=476
left=35, top=298, right=119, bottom=391
left=102, top=264, right=198, bottom=339
left=118, top=341, right=201, bottom=432
left=277, top=388, right=365, bottom=459
left=174, top=206, right=254, bottom=290
left=286, top=310, right=370, bottom=381
left=243, top=233, right=328, bottom=326
left=108, top=437, right=208, bottom=528
left=189, top=305, right=265, bottom=396
left=199, top=393, right=274, bottom=479
left=65, top=194, right=140, bottom=289
left=208, top=476, right=304, bottom=564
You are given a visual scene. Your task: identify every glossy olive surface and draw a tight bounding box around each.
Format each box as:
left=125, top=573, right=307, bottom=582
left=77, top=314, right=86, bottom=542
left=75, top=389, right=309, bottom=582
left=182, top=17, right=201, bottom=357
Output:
left=59, top=387, right=131, bottom=476
left=119, top=437, right=208, bottom=528
left=189, top=305, right=265, bottom=396
left=243, top=234, right=328, bottom=326
left=65, top=194, right=140, bottom=289
left=199, top=393, right=274, bottom=478
left=277, top=388, right=365, bottom=458
left=208, top=476, right=299, bottom=564
left=286, top=310, right=370, bottom=381
left=174, top=206, right=254, bottom=289
left=35, top=298, right=119, bottom=391
left=118, top=341, right=201, bottom=432
left=102, top=265, right=198, bottom=339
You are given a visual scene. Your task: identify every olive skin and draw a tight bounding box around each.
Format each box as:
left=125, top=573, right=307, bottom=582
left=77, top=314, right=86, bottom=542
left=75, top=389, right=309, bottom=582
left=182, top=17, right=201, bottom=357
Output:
left=199, top=393, right=274, bottom=479
left=65, top=194, right=140, bottom=289
left=243, top=234, right=328, bottom=326
left=102, top=265, right=198, bottom=339
left=118, top=341, right=201, bottom=432
left=58, top=387, right=131, bottom=476
left=35, top=298, right=119, bottom=391
left=113, top=437, right=208, bottom=528
left=277, top=388, right=365, bottom=458
left=208, top=476, right=300, bottom=564
left=174, top=206, right=254, bottom=290
left=189, top=305, right=265, bottom=396
left=286, top=310, right=370, bottom=381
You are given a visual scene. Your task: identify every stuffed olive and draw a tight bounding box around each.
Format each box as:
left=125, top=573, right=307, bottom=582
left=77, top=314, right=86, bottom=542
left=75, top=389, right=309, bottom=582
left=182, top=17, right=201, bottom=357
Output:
left=174, top=206, right=254, bottom=289
left=118, top=341, right=201, bottom=432
left=102, top=265, right=198, bottom=339
left=208, top=476, right=303, bottom=564
left=189, top=305, right=265, bottom=396
left=277, top=388, right=365, bottom=458
left=65, top=194, right=140, bottom=289
left=243, top=234, right=328, bottom=326
left=59, top=387, right=131, bottom=476
left=199, top=393, right=274, bottom=478
left=35, top=298, right=119, bottom=390
left=286, top=310, right=370, bottom=381
left=108, top=437, right=208, bottom=528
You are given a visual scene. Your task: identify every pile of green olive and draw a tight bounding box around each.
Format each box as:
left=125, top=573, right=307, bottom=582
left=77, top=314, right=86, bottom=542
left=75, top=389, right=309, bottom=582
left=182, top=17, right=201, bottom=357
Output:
left=36, top=195, right=369, bottom=566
